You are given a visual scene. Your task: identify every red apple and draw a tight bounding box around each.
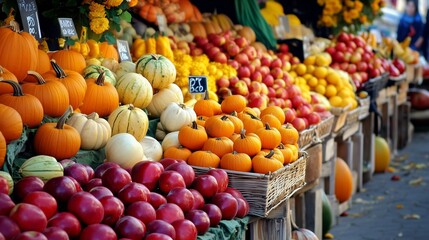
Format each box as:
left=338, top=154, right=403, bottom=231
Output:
left=190, top=47, right=203, bottom=56
left=9, top=203, right=47, bottom=232
left=278, top=44, right=289, bottom=53
left=202, top=43, right=214, bottom=52
left=260, top=83, right=268, bottom=95
left=159, top=158, right=179, bottom=169
left=201, top=204, right=222, bottom=227
left=23, top=191, right=57, bottom=219
left=270, top=67, right=283, bottom=79
left=325, top=46, right=336, bottom=56
left=159, top=171, right=186, bottom=194
left=354, top=36, right=366, bottom=48
left=79, top=224, right=117, bottom=240
left=148, top=192, right=167, bottom=209
left=275, top=88, right=288, bottom=99
left=248, top=81, right=262, bottom=93
left=145, top=233, right=173, bottom=240
left=226, top=42, right=240, bottom=57
left=185, top=210, right=210, bottom=235
left=14, top=231, right=47, bottom=240
left=235, top=197, right=250, bottom=218
left=350, top=52, right=362, bottom=64
left=250, top=71, right=263, bottom=82
left=172, top=219, right=197, bottom=240
left=0, top=193, right=15, bottom=216
left=102, top=167, right=132, bottom=194
left=251, top=58, right=261, bottom=68
left=313, top=104, right=327, bottom=113
left=234, top=37, right=249, bottom=48
left=267, top=87, right=276, bottom=98
left=0, top=216, right=20, bottom=240
left=227, top=60, right=240, bottom=70
left=67, top=192, right=104, bottom=225
left=211, top=35, right=226, bottom=47
left=286, top=85, right=301, bottom=99
left=343, top=52, right=351, bottom=63
left=64, top=163, right=89, bottom=186
left=131, top=161, right=164, bottom=191
left=165, top=162, right=195, bottom=188
left=262, top=74, right=274, bottom=87
left=216, top=76, right=230, bottom=88
left=260, top=56, right=272, bottom=67
left=125, top=201, right=156, bottom=225
left=99, top=196, right=124, bottom=226
left=115, top=216, right=146, bottom=240
left=166, top=188, right=194, bottom=213
left=361, top=52, right=372, bottom=62
left=337, top=32, right=350, bottom=43
left=43, top=176, right=77, bottom=206
left=193, top=36, right=209, bottom=47
left=89, top=186, right=114, bottom=200
left=147, top=220, right=176, bottom=239
left=291, top=117, right=307, bottom=132
left=347, top=63, right=357, bottom=74
left=117, top=182, right=150, bottom=205
left=237, top=65, right=251, bottom=78
left=270, top=58, right=283, bottom=69
left=94, top=162, right=120, bottom=179
left=291, top=95, right=305, bottom=108
left=235, top=53, right=249, bottom=66
left=335, top=42, right=347, bottom=52
left=156, top=203, right=185, bottom=224
left=213, top=52, right=228, bottom=64
left=242, top=46, right=257, bottom=60
left=357, top=62, right=368, bottom=72
left=83, top=178, right=102, bottom=191
left=207, top=169, right=229, bottom=193
left=247, top=92, right=267, bottom=109
left=307, top=112, right=321, bottom=126
left=13, top=176, right=44, bottom=201
left=210, top=193, right=238, bottom=220
left=232, top=80, right=249, bottom=96
left=189, top=189, right=205, bottom=211
left=206, top=47, right=221, bottom=60
left=332, top=51, right=344, bottom=63
left=43, top=227, right=68, bottom=240
left=48, top=212, right=81, bottom=238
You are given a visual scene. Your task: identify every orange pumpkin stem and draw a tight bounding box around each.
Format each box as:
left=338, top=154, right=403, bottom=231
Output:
left=191, top=121, right=198, bottom=129
left=239, top=129, right=247, bottom=139
left=87, top=112, right=99, bottom=120
left=50, top=60, right=68, bottom=78
left=220, top=115, right=229, bottom=121
left=0, top=80, right=25, bottom=96
left=278, top=143, right=285, bottom=149
left=203, top=91, right=210, bottom=100
left=265, top=122, right=271, bottom=130
left=265, top=150, right=275, bottom=158
left=27, top=71, right=47, bottom=85
left=247, top=112, right=260, bottom=120
left=56, top=105, right=73, bottom=129
left=95, top=71, right=106, bottom=86
left=230, top=111, right=238, bottom=117
left=128, top=104, right=135, bottom=110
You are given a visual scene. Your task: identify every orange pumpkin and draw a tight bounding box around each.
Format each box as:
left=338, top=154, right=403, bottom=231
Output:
left=98, top=42, right=119, bottom=62
left=202, top=137, right=234, bottom=158
left=279, top=123, right=299, bottom=145
left=374, top=136, right=391, bottom=173
left=221, top=94, right=247, bottom=114
left=191, top=5, right=202, bottom=22
left=238, top=112, right=263, bottom=134
left=196, top=116, right=207, bottom=127
left=163, top=145, right=192, bottom=161
left=277, top=143, right=293, bottom=164
left=255, top=123, right=282, bottom=149
left=334, top=157, right=353, bottom=203
left=261, top=106, right=285, bottom=124
left=203, top=21, right=222, bottom=35
left=205, top=115, right=235, bottom=138
left=0, top=131, right=5, bottom=168
left=189, top=22, right=207, bottom=38
left=229, top=112, right=244, bottom=134
left=285, top=143, right=299, bottom=162
left=187, top=150, right=220, bottom=168
left=233, top=129, right=261, bottom=157
left=50, top=49, right=86, bottom=74
left=220, top=151, right=252, bottom=172
left=0, top=66, right=18, bottom=95
left=193, top=91, right=222, bottom=117
left=35, top=49, right=52, bottom=75
left=139, top=4, right=163, bottom=23
left=258, top=148, right=284, bottom=164
left=34, top=106, right=81, bottom=160
left=252, top=150, right=284, bottom=174
left=178, top=121, right=208, bottom=151
left=0, top=103, right=23, bottom=143
left=178, top=0, right=194, bottom=21
left=260, top=114, right=282, bottom=130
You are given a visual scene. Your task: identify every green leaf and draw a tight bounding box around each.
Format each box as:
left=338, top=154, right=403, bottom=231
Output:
left=120, top=11, right=132, bottom=22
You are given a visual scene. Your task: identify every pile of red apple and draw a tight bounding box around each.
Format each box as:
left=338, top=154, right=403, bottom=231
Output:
left=0, top=159, right=249, bottom=240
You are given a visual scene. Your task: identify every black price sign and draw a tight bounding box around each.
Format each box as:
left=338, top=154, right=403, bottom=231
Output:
left=58, top=18, right=77, bottom=37
left=116, top=39, right=132, bottom=62
left=188, top=76, right=208, bottom=94
left=17, top=0, right=42, bottom=40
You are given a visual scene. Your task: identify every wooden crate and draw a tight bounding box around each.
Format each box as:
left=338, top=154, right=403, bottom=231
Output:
left=397, top=102, right=412, bottom=149
left=397, top=81, right=409, bottom=105
left=303, top=143, right=322, bottom=184
left=320, top=138, right=337, bottom=196
left=291, top=186, right=323, bottom=239
left=389, top=94, right=399, bottom=155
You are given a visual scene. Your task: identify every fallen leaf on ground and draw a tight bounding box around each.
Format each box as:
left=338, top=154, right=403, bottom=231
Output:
left=403, top=214, right=420, bottom=220
left=387, top=167, right=397, bottom=173
left=415, top=163, right=426, bottom=169
left=324, top=233, right=334, bottom=239
left=391, top=175, right=401, bottom=181
left=396, top=204, right=404, bottom=209
left=409, top=177, right=424, bottom=186
left=394, top=154, right=408, bottom=162
left=375, top=196, right=385, bottom=201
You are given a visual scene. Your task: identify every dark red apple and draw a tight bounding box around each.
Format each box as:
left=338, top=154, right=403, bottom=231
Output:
left=59, top=159, right=75, bottom=168
left=159, top=158, right=179, bottom=169
left=148, top=192, right=167, bottom=209
left=191, top=175, right=218, bottom=199
left=83, top=178, right=102, bottom=191
left=68, top=177, right=82, bottom=193
left=79, top=224, right=117, bottom=240
left=156, top=203, right=185, bottom=224
left=189, top=189, right=205, bottom=210
left=0, top=232, right=4, bottom=240
left=235, top=197, right=250, bottom=218
left=9, top=203, right=47, bottom=232
left=166, top=188, right=194, bottom=213
left=158, top=171, right=186, bottom=194
left=146, top=220, right=176, bottom=239
left=83, top=164, right=94, bottom=180
left=306, top=112, right=321, bottom=126
left=23, top=191, right=57, bottom=219
left=48, top=212, right=81, bottom=238
left=117, top=182, right=150, bottom=205
left=185, top=210, right=210, bottom=235
left=0, top=216, right=20, bottom=240
left=42, top=227, right=69, bottom=240
left=131, top=161, right=164, bottom=191
left=224, top=187, right=244, bottom=200
left=172, top=219, right=197, bottom=240
left=94, top=162, right=120, bottom=179
left=165, top=162, right=195, bottom=188
left=201, top=204, right=222, bottom=227
left=145, top=233, right=173, bottom=240
left=211, top=192, right=238, bottom=220
left=0, top=193, right=15, bottom=215
left=101, top=167, right=132, bottom=194
left=125, top=201, right=156, bottom=225
left=89, top=186, right=114, bottom=200
left=114, top=216, right=146, bottom=240
left=13, top=176, right=44, bottom=201
left=100, top=196, right=125, bottom=226
left=43, top=176, right=77, bottom=205
left=14, top=231, right=47, bottom=240
left=67, top=192, right=104, bottom=225
left=207, top=169, right=229, bottom=192
left=64, top=163, right=89, bottom=186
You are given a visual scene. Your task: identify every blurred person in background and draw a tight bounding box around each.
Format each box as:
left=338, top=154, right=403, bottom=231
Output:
left=397, top=0, right=424, bottom=52
left=421, top=8, right=429, bottom=60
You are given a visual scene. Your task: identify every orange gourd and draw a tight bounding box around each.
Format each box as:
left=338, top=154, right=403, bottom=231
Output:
left=252, top=150, right=283, bottom=174
left=220, top=151, right=252, bottom=172
left=189, top=22, right=207, bottom=38
left=202, top=137, right=234, bottom=158
left=374, top=136, right=391, bottom=173
left=191, top=5, right=203, bottom=22
left=260, top=114, right=282, bottom=130
left=261, top=106, right=285, bottom=124
left=0, top=66, right=18, bottom=95
left=98, top=42, right=119, bottom=62
left=0, top=103, right=23, bottom=143
left=255, top=123, right=282, bottom=149
left=279, top=123, right=299, bottom=145
left=233, top=129, right=261, bottom=157
left=229, top=112, right=244, bottom=134
left=139, top=4, right=163, bottom=23
left=178, top=121, right=208, bottom=151
left=0, top=131, right=5, bottom=168
left=50, top=49, right=86, bottom=74
left=178, top=0, right=194, bottom=21
left=36, top=49, right=52, bottom=75
left=187, top=150, right=220, bottom=168
left=221, top=94, right=246, bottom=114
left=196, top=116, right=207, bottom=127
left=277, top=143, right=293, bottom=164
left=258, top=148, right=284, bottom=164
left=238, top=112, right=263, bottom=134
left=205, top=115, right=235, bottom=138
left=163, top=145, right=192, bottom=161
left=193, top=91, right=222, bottom=117
left=334, top=157, right=353, bottom=203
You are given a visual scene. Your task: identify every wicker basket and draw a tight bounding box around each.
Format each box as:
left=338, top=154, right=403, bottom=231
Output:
left=192, top=152, right=308, bottom=217
left=345, top=107, right=360, bottom=126
left=315, top=115, right=334, bottom=140
left=330, top=106, right=349, bottom=133
left=358, top=97, right=370, bottom=120
left=298, top=126, right=316, bottom=150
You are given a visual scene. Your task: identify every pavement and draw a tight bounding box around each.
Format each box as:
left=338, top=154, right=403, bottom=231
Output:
left=329, top=131, right=429, bottom=240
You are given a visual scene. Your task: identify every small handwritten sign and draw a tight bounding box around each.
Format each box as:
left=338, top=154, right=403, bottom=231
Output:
left=188, top=76, right=208, bottom=94
left=156, top=14, right=168, bottom=34
left=116, top=39, right=132, bottom=62
left=17, top=0, right=42, bottom=40
left=58, top=18, right=77, bottom=37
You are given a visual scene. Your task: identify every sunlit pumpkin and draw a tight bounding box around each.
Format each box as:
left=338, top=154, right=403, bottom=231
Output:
left=187, top=150, right=220, bottom=168
left=0, top=66, right=18, bottom=95
left=334, top=157, right=353, bottom=203
left=50, top=49, right=86, bottom=74
left=374, top=136, right=391, bottom=173
left=178, top=121, right=208, bottom=151
left=0, top=103, right=23, bottom=143
left=202, top=137, right=234, bottom=158
left=220, top=151, right=252, bottom=172
left=163, top=145, right=192, bottom=161
left=233, top=129, right=261, bottom=157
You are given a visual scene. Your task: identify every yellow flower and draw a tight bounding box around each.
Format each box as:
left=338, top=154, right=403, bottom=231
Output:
left=354, top=1, right=363, bottom=11
left=90, top=18, right=109, bottom=34
left=345, top=0, right=354, bottom=8
left=317, top=0, right=325, bottom=5
left=349, top=9, right=360, bottom=19
left=105, top=0, right=123, bottom=8
left=360, top=15, right=368, bottom=24
left=89, top=2, right=105, bottom=13
left=343, top=11, right=353, bottom=24
left=89, top=10, right=106, bottom=20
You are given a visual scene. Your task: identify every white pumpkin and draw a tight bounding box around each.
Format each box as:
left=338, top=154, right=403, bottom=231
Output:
left=102, top=58, right=120, bottom=73
left=161, top=131, right=180, bottom=151
left=66, top=112, right=111, bottom=150
left=115, top=61, right=136, bottom=79
left=140, top=136, right=163, bottom=161
left=146, top=83, right=184, bottom=118
left=116, top=73, right=153, bottom=109
left=108, top=104, right=149, bottom=141
left=155, top=122, right=167, bottom=141
left=160, top=103, right=196, bottom=132
left=105, top=133, right=145, bottom=169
